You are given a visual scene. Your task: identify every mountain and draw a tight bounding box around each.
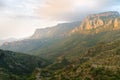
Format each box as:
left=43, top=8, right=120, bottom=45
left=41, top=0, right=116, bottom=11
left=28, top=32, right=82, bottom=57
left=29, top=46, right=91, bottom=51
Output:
left=0, top=21, right=81, bottom=53
left=31, top=21, right=80, bottom=39
left=31, top=11, right=120, bottom=58
left=0, top=11, right=120, bottom=80
left=0, top=49, right=49, bottom=80
left=1, top=11, right=120, bottom=60
left=0, top=38, right=17, bottom=46
left=71, top=11, right=120, bottom=34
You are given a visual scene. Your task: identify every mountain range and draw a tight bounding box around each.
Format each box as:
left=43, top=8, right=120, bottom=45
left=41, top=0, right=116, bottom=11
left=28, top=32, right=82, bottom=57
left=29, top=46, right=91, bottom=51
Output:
left=1, top=11, right=120, bottom=59
left=0, top=11, right=120, bottom=80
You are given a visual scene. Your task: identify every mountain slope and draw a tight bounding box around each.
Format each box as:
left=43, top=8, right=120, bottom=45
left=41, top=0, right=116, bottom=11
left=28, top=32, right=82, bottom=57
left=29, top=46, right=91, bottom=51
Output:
left=0, top=21, right=80, bottom=53
left=0, top=49, right=49, bottom=80
left=37, top=39, right=120, bottom=80
left=31, top=21, right=80, bottom=39
left=29, top=11, right=120, bottom=60
left=32, top=29, right=120, bottom=60
left=1, top=39, right=120, bottom=80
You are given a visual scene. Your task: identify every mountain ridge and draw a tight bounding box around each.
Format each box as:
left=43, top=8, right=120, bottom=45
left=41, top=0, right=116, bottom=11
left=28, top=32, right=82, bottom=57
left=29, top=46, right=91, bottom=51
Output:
left=30, top=21, right=81, bottom=39
left=1, top=11, right=120, bottom=59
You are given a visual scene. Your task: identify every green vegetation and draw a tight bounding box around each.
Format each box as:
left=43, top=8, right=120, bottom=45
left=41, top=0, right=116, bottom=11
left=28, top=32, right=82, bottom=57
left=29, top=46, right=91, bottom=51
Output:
left=37, top=39, right=120, bottom=80
left=0, top=49, right=49, bottom=80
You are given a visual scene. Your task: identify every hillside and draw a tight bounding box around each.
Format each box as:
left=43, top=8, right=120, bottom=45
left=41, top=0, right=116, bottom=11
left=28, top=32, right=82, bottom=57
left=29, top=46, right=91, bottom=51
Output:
left=36, top=39, right=120, bottom=80
left=1, top=40, right=120, bottom=80
left=0, top=49, right=49, bottom=80
left=31, top=21, right=80, bottom=39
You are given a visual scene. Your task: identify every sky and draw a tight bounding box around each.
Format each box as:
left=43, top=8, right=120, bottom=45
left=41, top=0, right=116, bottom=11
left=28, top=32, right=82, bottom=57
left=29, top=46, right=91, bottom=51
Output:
left=0, top=0, right=120, bottom=39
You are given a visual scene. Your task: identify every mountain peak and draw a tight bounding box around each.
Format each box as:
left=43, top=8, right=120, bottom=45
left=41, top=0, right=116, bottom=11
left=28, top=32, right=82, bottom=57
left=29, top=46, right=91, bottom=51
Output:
left=88, top=11, right=119, bottom=19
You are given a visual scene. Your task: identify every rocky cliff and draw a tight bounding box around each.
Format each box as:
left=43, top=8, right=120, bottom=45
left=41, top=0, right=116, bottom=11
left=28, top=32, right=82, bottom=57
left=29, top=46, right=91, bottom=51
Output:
left=71, top=11, right=120, bottom=34
left=31, top=21, right=80, bottom=39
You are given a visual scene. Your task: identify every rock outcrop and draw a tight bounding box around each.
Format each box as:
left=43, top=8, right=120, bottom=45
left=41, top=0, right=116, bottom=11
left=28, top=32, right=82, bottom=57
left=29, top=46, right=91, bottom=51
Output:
left=71, top=11, right=120, bottom=34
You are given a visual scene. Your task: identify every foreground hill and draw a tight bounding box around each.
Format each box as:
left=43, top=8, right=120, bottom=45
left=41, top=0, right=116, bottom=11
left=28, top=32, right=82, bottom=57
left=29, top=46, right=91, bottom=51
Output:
left=0, top=49, right=49, bottom=80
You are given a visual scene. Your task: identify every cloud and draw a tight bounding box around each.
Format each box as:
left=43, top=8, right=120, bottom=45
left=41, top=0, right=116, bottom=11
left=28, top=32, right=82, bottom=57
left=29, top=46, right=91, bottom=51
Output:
left=38, top=0, right=120, bottom=21
left=38, top=0, right=73, bottom=20
left=0, top=0, right=42, bottom=17
left=0, top=0, right=4, bottom=9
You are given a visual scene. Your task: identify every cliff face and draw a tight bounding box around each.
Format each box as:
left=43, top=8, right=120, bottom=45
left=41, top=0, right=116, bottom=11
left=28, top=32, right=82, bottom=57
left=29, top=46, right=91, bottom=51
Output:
left=30, top=21, right=80, bottom=39
left=71, top=11, right=120, bottom=34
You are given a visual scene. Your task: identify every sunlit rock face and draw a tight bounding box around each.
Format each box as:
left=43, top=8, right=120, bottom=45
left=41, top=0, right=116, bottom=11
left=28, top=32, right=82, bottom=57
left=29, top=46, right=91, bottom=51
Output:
left=71, top=11, right=120, bottom=34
